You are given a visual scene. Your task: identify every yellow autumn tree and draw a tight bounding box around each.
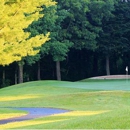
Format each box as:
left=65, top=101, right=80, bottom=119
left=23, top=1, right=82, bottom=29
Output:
left=0, top=0, right=56, bottom=66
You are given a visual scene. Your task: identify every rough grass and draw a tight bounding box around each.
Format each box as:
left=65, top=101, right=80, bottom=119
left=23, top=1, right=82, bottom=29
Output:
left=0, top=80, right=130, bottom=129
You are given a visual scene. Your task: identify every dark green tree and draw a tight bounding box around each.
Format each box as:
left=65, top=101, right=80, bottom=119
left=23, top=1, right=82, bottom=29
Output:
left=25, top=4, right=73, bottom=81
left=56, top=0, right=116, bottom=77
left=97, top=1, right=130, bottom=75
left=48, top=5, right=73, bottom=80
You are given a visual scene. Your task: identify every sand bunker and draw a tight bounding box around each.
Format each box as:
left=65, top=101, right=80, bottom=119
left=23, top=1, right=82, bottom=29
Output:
left=89, top=75, right=130, bottom=79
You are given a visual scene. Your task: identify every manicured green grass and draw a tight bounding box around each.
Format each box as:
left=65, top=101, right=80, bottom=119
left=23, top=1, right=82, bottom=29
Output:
left=0, top=108, right=26, bottom=114
left=0, top=79, right=130, bottom=129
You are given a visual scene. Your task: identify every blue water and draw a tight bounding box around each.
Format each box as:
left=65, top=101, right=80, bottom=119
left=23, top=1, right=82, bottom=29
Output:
left=14, top=107, right=69, bottom=116
left=0, top=107, right=69, bottom=124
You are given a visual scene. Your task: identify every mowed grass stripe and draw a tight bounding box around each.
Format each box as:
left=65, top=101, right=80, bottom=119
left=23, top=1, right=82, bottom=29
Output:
left=0, top=95, right=41, bottom=101
left=0, top=113, right=27, bottom=120
left=0, top=119, right=68, bottom=129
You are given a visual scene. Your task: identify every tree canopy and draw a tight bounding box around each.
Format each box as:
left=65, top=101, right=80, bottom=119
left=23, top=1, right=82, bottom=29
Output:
left=0, top=0, right=55, bottom=66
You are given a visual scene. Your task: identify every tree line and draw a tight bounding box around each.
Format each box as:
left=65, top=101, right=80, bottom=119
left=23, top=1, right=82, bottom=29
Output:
left=0, top=0, right=130, bottom=87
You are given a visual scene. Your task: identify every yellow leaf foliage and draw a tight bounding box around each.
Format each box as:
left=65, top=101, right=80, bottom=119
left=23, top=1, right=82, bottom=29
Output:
left=0, top=0, right=56, bottom=66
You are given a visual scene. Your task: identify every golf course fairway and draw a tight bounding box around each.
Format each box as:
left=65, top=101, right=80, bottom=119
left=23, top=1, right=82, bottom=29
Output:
left=0, top=79, right=130, bottom=129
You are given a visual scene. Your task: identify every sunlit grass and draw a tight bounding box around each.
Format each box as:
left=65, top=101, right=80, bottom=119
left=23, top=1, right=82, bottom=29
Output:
left=0, top=119, right=68, bottom=129
left=0, top=110, right=109, bottom=129
left=0, top=95, right=41, bottom=101
left=0, top=113, right=27, bottom=120
left=52, top=110, right=110, bottom=117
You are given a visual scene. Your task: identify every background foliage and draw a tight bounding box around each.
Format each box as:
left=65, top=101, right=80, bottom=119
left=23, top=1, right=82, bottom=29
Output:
left=0, top=0, right=130, bottom=87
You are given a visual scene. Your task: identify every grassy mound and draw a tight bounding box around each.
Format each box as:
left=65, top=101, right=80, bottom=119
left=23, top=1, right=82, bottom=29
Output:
left=0, top=80, right=130, bottom=129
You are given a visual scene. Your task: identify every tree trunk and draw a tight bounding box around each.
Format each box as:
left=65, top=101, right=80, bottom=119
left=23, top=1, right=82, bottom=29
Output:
left=106, top=55, right=110, bottom=75
left=93, top=53, right=98, bottom=76
left=2, top=68, right=5, bottom=85
left=37, top=61, right=41, bottom=80
left=56, top=61, right=61, bottom=80
left=2, top=68, right=5, bottom=82
left=18, top=61, right=24, bottom=83
left=15, top=68, right=17, bottom=84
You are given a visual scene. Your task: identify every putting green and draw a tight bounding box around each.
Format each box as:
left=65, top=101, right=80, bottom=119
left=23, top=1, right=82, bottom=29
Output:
left=43, top=80, right=130, bottom=91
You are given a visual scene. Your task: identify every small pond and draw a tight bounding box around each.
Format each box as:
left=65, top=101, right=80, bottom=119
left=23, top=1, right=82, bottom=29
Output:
left=0, top=107, right=69, bottom=124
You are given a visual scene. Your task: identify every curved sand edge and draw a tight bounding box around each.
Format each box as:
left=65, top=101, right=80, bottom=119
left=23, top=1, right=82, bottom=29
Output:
left=89, top=75, right=130, bottom=79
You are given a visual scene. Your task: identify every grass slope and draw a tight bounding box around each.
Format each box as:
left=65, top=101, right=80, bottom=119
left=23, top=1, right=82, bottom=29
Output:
left=0, top=80, right=130, bottom=129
